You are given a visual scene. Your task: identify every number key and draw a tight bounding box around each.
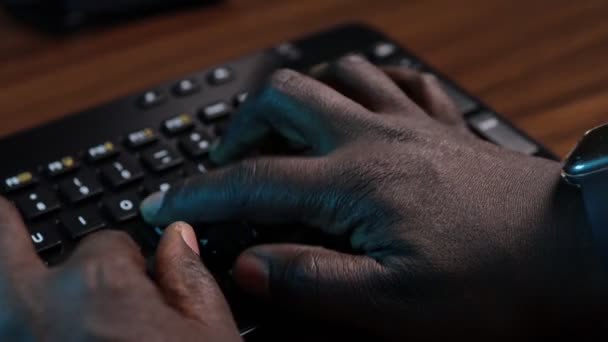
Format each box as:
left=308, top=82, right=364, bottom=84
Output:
left=16, top=187, right=61, bottom=220
left=100, top=157, right=144, bottom=189
left=59, top=207, right=106, bottom=239
left=103, top=192, right=141, bottom=223
left=141, top=145, right=183, bottom=173
left=58, top=171, right=103, bottom=203
left=179, top=130, right=213, bottom=159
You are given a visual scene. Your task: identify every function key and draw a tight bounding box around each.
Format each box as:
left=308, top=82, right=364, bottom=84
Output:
left=46, top=156, right=79, bottom=177
left=59, top=207, right=106, bottom=240
left=173, top=79, right=201, bottom=97
left=126, top=128, right=158, bottom=149
left=208, top=67, right=234, bottom=86
left=199, top=101, right=231, bottom=123
left=234, top=92, right=248, bottom=107
left=1, top=170, right=37, bottom=194
left=87, top=141, right=119, bottom=163
left=141, top=145, right=184, bottom=173
left=162, top=114, right=195, bottom=135
left=100, top=157, right=144, bottom=189
left=467, top=111, right=539, bottom=155
left=16, top=188, right=61, bottom=220
left=103, top=192, right=141, bottom=223
left=138, top=90, right=166, bottom=109
left=179, top=130, right=213, bottom=159
left=58, top=171, right=103, bottom=204
left=30, top=223, right=62, bottom=254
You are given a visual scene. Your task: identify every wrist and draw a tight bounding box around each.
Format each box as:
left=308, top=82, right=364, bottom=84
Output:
left=550, top=176, right=608, bottom=325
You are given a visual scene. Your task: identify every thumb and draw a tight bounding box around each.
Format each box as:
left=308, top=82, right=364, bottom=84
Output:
left=233, top=244, right=390, bottom=327
left=154, top=221, right=239, bottom=334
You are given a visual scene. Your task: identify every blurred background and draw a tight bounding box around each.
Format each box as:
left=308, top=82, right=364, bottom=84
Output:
left=0, top=0, right=607, bottom=157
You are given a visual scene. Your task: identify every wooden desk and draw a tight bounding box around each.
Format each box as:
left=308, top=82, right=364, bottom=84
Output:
left=0, top=0, right=607, bottom=156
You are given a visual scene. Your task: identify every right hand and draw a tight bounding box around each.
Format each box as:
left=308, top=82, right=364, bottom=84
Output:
left=141, top=56, right=607, bottom=340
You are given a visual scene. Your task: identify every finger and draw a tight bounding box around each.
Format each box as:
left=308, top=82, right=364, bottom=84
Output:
left=319, top=54, right=425, bottom=115
left=382, top=66, right=467, bottom=128
left=154, top=221, right=239, bottom=334
left=233, top=244, right=390, bottom=329
left=63, top=230, right=146, bottom=280
left=211, top=68, right=371, bottom=165
left=140, top=157, right=343, bottom=233
left=0, top=196, right=45, bottom=274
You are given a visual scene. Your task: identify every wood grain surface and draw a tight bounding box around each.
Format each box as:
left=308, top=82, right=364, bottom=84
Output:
left=0, top=0, right=607, bottom=157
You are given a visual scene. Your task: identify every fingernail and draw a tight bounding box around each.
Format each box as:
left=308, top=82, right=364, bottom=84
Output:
left=233, top=251, right=270, bottom=297
left=344, top=53, right=366, bottom=63
left=140, top=191, right=165, bottom=222
left=174, top=222, right=200, bottom=256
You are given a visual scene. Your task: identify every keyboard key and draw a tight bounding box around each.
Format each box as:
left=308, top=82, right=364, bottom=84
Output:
left=143, top=173, right=183, bottom=194
left=179, top=130, right=213, bottom=159
left=59, top=207, right=106, bottom=239
left=467, top=111, right=539, bottom=155
left=184, top=162, right=209, bottom=176
left=58, top=171, right=103, bottom=203
left=16, top=188, right=61, bottom=220
left=126, top=128, right=158, bottom=149
left=1, top=170, right=37, bottom=194
left=439, top=80, right=479, bottom=115
left=46, top=156, right=79, bottom=177
left=173, top=79, right=201, bottom=97
left=234, top=92, right=248, bottom=107
left=208, top=67, right=234, bottom=85
left=103, top=192, right=140, bottom=223
left=138, top=90, right=165, bottom=109
left=87, top=141, right=119, bottom=163
left=30, top=223, right=62, bottom=254
left=275, top=42, right=301, bottom=61
left=100, top=157, right=144, bottom=189
left=199, top=101, right=231, bottom=122
left=141, top=145, right=184, bottom=172
left=162, top=114, right=195, bottom=135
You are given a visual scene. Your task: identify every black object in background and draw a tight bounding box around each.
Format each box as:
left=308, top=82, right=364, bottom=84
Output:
left=1, top=0, right=220, bottom=31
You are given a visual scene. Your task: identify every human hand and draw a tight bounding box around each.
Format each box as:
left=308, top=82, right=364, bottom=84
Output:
left=0, top=198, right=241, bottom=342
left=140, top=55, right=607, bottom=339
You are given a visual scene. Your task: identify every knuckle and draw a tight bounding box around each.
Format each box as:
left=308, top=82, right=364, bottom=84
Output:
left=73, top=253, right=142, bottom=294
left=268, top=68, right=300, bottom=89
left=420, top=72, right=439, bottom=87
left=281, top=250, right=321, bottom=289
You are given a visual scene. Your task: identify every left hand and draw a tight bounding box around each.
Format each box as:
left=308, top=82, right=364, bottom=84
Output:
left=0, top=197, right=242, bottom=342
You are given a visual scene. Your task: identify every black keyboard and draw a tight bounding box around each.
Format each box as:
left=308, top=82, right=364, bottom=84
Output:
left=0, top=23, right=556, bottom=336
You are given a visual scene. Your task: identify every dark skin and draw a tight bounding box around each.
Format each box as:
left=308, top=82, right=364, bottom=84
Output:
left=142, top=56, right=608, bottom=339
left=1, top=55, right=606, bottom=341
left=0, top=198, right=242, bottom=341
